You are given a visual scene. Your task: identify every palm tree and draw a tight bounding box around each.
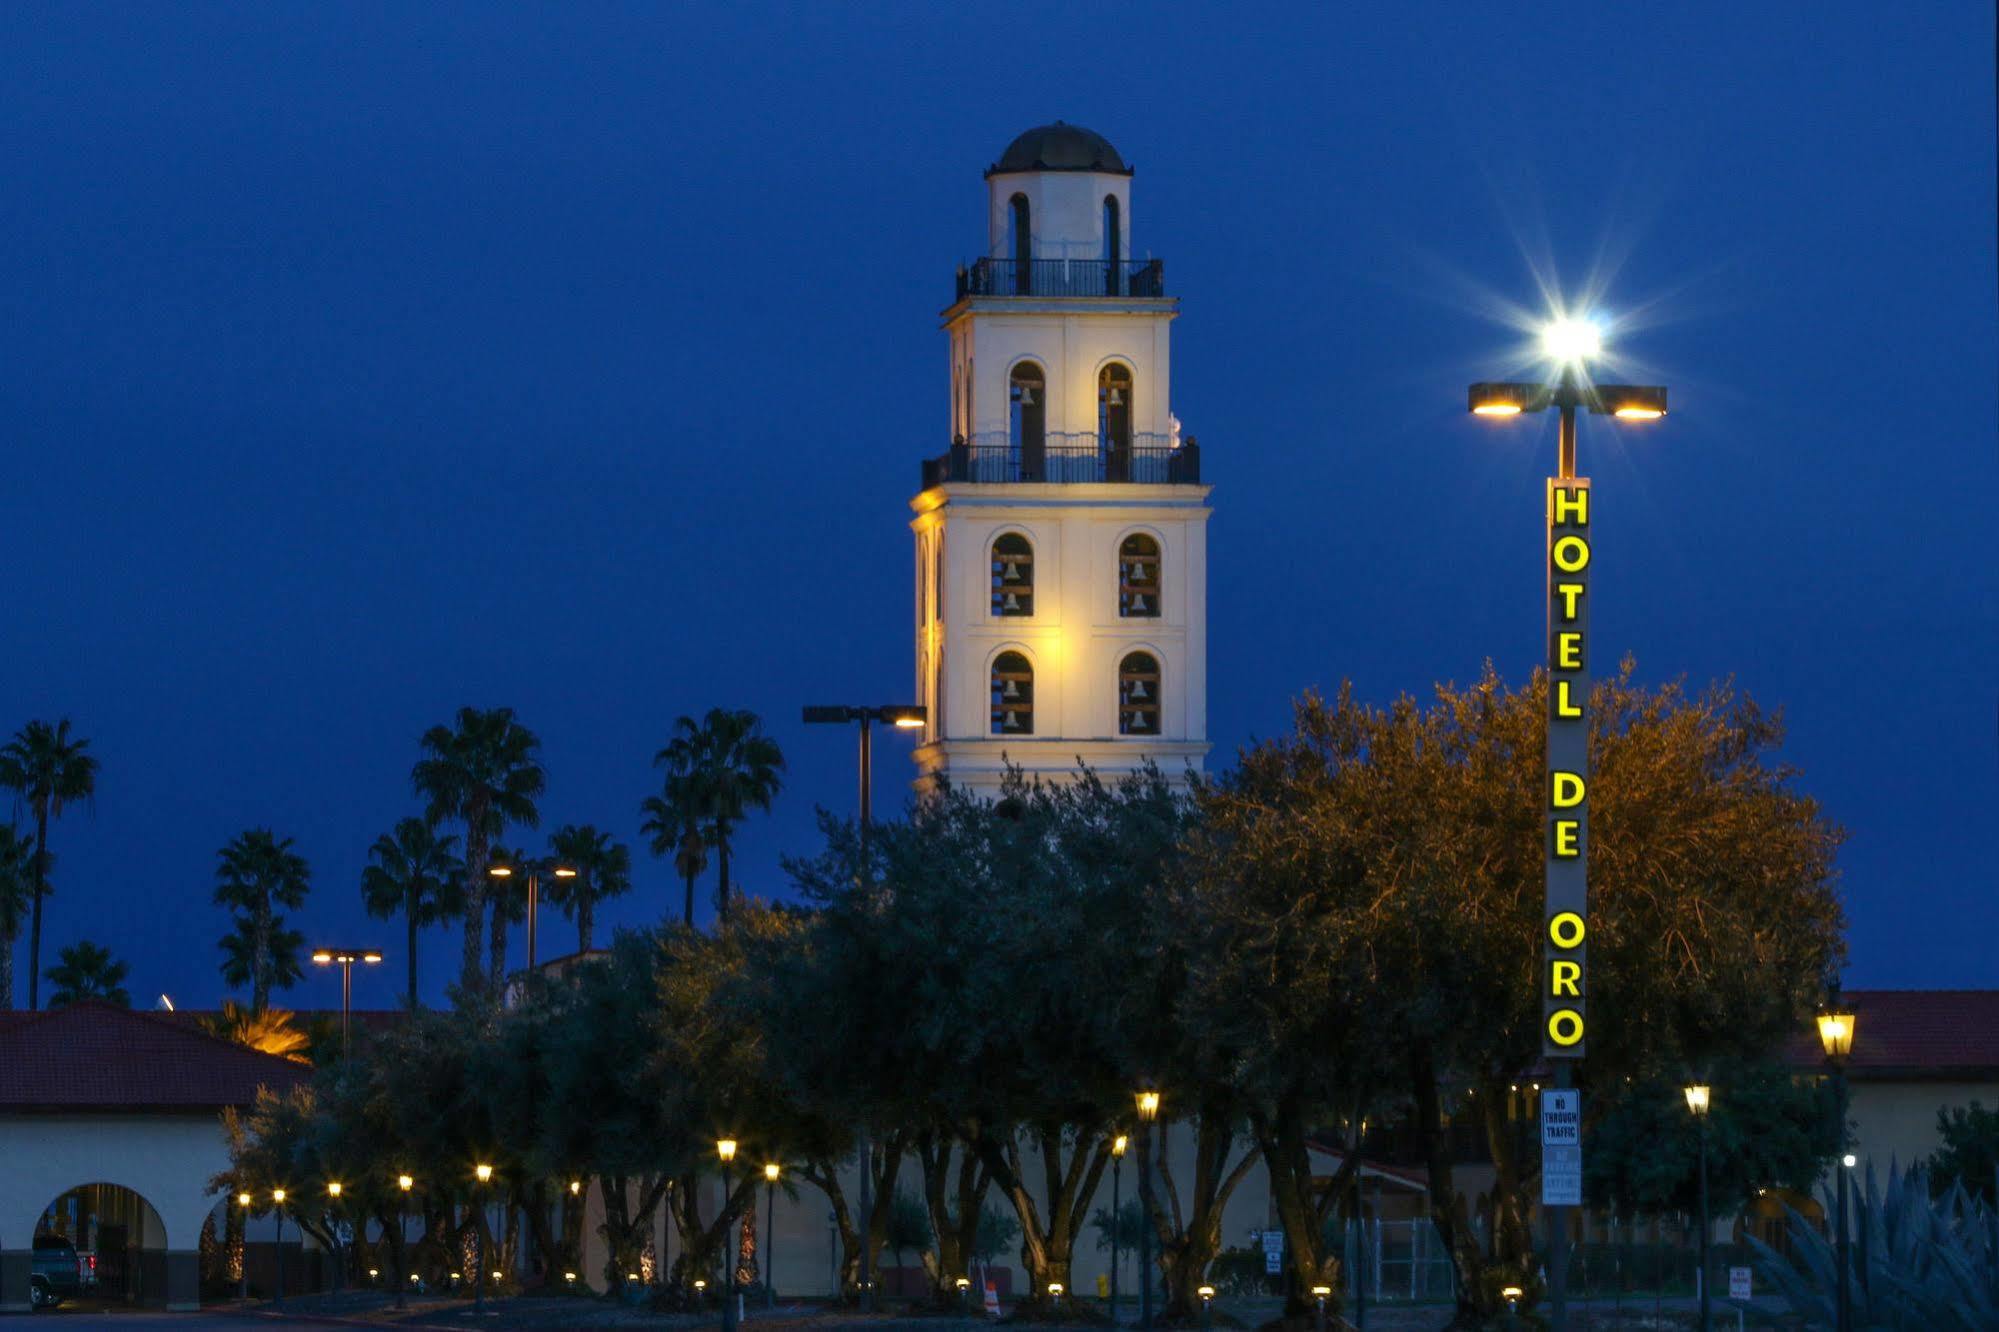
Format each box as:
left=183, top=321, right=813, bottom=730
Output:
left=46, top=940, right=130, bottom=1008
left=641, top=771, right=710, bottom=928
left=0, top=719, right=100, bottom=1009
left=213, top=828, right=311, bottom=1012
left=0, top=825, right=34, bottom=1010
left=486, top=843, right=531, bottom=978
left=410, top=707, right=544, bottom=995
left=545, top=825, right=632, bottom=953
left=361, top=817, right=462, bottom=1007
left=656, top=709, right=783, bottom=925
left=200, top=999, right=311, bottom=1062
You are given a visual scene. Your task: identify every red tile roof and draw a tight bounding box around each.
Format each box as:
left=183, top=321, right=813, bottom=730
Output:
left=1780, top=990, right=1999, bottom=1080
left=0, top=1001, right=312, bottom=1111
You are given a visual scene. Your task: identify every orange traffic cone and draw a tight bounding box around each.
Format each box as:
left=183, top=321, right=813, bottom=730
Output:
left=983, top=1280, right=1001, bottom=1320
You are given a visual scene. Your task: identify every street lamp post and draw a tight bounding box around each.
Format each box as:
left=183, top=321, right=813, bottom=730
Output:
left=1110, top=1134, right=1127, bottom=1319
left=396, top=1175, right=413, bottom=1310
left=1684, top=1085, right=1712, bottom=1332
left=764, top=1163, right=781, bottom=1309
left=474, top=1163, right=494, bottom=1313
left=236, top=1192, right=252, bottom=1301
left=309, top=947, right=383, bottom=1059
left=327, top=1181, right=345, bottom=1298
left=272, top=1189, right=288, bottom=1311
left=801, top=701, right=925, bottom=1311
left=1818, top=995, right=1858, bottom=1332
left=487, top=858, right=577, bottom=973
left=1469, top=319, right=1668, bottom=1332
left=1134, top=1088, right=1160, bottom=1330
left=718, top=1139, right=740, bottom=1332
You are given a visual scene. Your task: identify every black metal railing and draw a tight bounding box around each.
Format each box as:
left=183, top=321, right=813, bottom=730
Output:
left=956, top=257, right=1166, bottom=300
left=922, top=431, right=1200, bottom=487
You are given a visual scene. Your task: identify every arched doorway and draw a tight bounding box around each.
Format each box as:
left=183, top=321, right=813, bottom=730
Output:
left=35, top=1183, right=168, bottom=1309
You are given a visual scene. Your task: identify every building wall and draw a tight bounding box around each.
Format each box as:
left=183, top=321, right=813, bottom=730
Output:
left=1845, top=1079, right=1999, bottom=1177
left=985, top=170, right=1133, bottom=263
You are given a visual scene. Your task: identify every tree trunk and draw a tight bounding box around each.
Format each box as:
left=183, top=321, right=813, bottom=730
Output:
left=460, top=802, right=489, bottom=996
left=406, top=899, right=420, bottom=1008
left=916, top=1128, right=991, bottom=1303
left=598, top=1172, right=670, bottom=1290
left=682, top=866, right=695, bottom=929
left=800, top=1157, right=861, bottom=1299
left=1410, top=1047, right=1488, bottom=1325
left=716, top=826, right=733, bottom=925
left=27, top=808, right=47, bottom=1010
left=1479, top=1082, right=1536, bottom=1275
left=1157, top=1107, right=1264, bottom=1319
left=252, top=897, right=272, bottom=1013
left=578, top=891, right=593, bottom=954
left=969, top=1120, right=1110, bottom=1313
left=736, top=1202, right=758, bottom=1289
left=0, top=917, right=14, bottom=1011
left=488, top=881, right=509, bottom=987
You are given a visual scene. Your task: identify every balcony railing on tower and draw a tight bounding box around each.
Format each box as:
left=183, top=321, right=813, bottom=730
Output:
left=922, top=431, right=1200, bottom=488
left=956, top=257, right=1166, bottom=300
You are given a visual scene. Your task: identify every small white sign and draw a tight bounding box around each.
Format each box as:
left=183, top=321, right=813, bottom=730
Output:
left=1261, top=1229, right=1283, bottom=1274
left=1729, top=1267, right=1752, bottom=1300
left=1542, top=1144, right=1582, bottom=1206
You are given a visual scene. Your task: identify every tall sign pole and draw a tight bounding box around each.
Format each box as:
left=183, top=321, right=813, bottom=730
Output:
left=1542, top=384, right=1590, bottom=1332
left=1471, top=350, right=1665, bottom=1332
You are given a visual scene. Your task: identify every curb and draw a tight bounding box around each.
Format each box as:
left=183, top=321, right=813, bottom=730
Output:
left=204, top=1303, right=471, bottom=1331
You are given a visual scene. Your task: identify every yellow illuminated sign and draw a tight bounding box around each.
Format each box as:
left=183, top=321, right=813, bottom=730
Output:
left=1546, top=479, right=1590, bottom=1058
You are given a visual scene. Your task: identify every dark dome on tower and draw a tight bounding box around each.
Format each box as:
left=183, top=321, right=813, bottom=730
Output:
left=988, top=122, right=1131, bottom=176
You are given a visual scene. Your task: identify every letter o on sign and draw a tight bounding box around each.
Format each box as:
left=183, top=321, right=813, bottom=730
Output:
left=1551, top=536, right=1591, bottom=573
left=1548, top=911, right=1586, bottom=950
left=1547, top=1009, right=1585, bottom=1047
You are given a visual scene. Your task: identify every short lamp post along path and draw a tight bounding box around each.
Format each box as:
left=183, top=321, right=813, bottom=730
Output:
left=801, top=701, right=924, bottom=1312
left=1311, top=1285, right=1332, bottom=1332
left=1110, top=1134, right=1128, bottom=1317
left=487, top=858, right=576, bottom=972
left=1198, top=1285, right=1214, bottom=1330
left=1684, top=1084, right=1712, bottom=1332
left=396, top=1174, right=414, bottom=1309
left=272, top=1189, right=288, bottom=1311
left=327, top=1181, right=345, bottom=1296
left=310, top=947, right=383, bottom=1059
left=1135, top=1087, right=1161, bottom=1330
left=764, top=1163, right=781, bottom=1309
left=1470, top=316, right=1667, bottom=1332
left=718, top=1139, right=740, bottom=1332
left=1818, top=994, right=1858, bottom=1332
left=235, top=1192, right=252, bottom=1302
left=473, top=1163, right=494, bottom=1313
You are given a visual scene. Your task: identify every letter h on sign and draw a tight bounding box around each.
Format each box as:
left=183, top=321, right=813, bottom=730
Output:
left=1545, top=479, right=1590, bottom=1057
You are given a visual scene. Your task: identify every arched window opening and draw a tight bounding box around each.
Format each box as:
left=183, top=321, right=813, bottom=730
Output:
left=991, top=533, right=1033, bottom=617
left=1099, top=363, right=1134, bottom=475
left=1010, top=362, right=1046, bottom=476
left=1103, top=195, right=1122, bottom=293
left=1119, top=534, right=1161, bottom=618
left=1119, top=652, right=1161, bottom=736
left=992, top=651, right=1034, bottom=735
left=1008, top=193, right=1032, bottom=293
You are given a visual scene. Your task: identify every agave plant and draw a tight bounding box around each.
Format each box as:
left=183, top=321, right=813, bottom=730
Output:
left=1749, top=1161, right=1998, bottom=1330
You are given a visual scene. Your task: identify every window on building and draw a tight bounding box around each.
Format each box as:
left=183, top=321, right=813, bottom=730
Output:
left=1119, top=652, right=1160, bottom=735
left=1009, top=193, right=1031, bottom=293
left=991, top=533, right=1033, bottom=617
left=1119, top=533, right=1160, bottom=618
left=992, top=651, right=1034, bottom=735
left=1099, top=363, right=1133, bottom=451
left=1103, top=195, right=1121, bottom=293
left=1009, top=362, right=1046, bottom=472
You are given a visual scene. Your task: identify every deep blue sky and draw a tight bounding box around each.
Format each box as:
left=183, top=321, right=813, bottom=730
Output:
left=2, top=5, right=1993, bottom=1010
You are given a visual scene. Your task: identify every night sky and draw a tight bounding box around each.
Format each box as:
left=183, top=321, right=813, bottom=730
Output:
left=2, top=5, right=1992, bottom=1010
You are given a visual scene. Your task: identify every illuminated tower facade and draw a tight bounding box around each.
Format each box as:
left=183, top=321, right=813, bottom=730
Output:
left=911, top=123, right=1211, bottom=797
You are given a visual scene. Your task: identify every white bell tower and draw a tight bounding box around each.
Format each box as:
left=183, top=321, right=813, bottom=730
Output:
left=910, top=123, right=1211, bottom=797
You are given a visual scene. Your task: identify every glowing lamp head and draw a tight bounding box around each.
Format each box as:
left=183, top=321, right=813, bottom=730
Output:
left=1311, top=1286, right=1332, bottom=1299
left=1683, top=1084, right=1711, bottom=1117
left=956, top=1278, right=972, bottom=1291
left=1048, top=1283, right=1064, bottom=1297
left=553, top=866, right=577, bottom=878
left=1817, top=1009, right=1857, bottom=1062
left=368, top=1268, right=379, bottom=1279
left=237, top=1191, right=252, bottom=1207
left=272, top=1188, right=286, bottom=1205
left=362, top=951, right=382, bottom=964
left=311, top=951, right=333, bottom=964
left=474, top=1163, right=493, bottom=1184
left=1543, top=317, right=1603, bottom=363
left=570, top=1179, right=583, bottom=1195
left=1842, top=1153, right=1857, bottom=1169
left=565, top=1272, right=577, bottom=1283
left=1503, top=1285, right=1524, bottom=1305
left=764, top=1162, right=781, bottom=1182
left=1134, top=1088, right=1161, bottom=1122
left=1198, top=1286, right=1215, bottom=1301
left=488, top=864, right=513, bottom=878
left=326, top=1181, right=342, bottom=1198
left=398, top=1174, right=414, bottom=1192
left=1112, top=1134, right=1128, bottom=1158
left=716, top=1137, right=738, bottom=1163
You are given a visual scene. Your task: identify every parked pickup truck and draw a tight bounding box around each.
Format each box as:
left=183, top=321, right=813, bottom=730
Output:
left=31, top=1234, right=83, bottom=1309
